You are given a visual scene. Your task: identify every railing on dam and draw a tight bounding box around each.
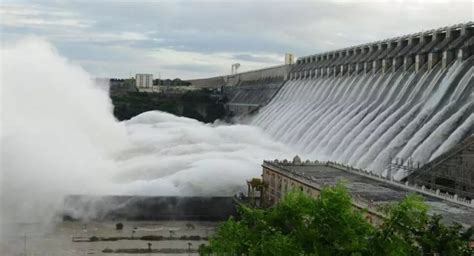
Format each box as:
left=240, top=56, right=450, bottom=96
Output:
left=290, top=22, right=474, bottom=79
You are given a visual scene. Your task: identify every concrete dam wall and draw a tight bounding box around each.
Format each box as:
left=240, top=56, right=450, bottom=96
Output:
left=63, top=196, right=238, bottom=221
left=290, top=22, right=473, bottom=78
left=220, top=65, right=291, bottom=116
left=184, top=65, right=291, bottom=117
left=224, top=64, right=291, bottom=87
left=252, top=22, right=474, bottom=179
left=224, top=77, right=285, bottom=116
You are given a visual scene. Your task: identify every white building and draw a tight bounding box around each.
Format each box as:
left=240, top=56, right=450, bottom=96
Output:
left=285, top=53, right=295, bottom=65
left=135, top=73, right=153, bottom=88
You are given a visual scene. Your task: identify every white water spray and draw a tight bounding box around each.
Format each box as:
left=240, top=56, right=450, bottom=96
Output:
left=0, top=38, right=294, bottom=234
left=253, top=58, right=473, bottom=178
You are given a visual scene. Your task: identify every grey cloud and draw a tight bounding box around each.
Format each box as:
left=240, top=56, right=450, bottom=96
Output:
left=1, top=0, right=472, bottom=79
left=160, top=63, right=223, bottom=74
left=232, top=54, right=279, bottom=63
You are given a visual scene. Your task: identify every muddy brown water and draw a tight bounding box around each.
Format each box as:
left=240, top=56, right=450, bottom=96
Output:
left=0, top=221, right=218, bottom=255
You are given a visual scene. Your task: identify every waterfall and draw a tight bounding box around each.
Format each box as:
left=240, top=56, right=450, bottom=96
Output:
left=251, top=59, right=474, bottom=178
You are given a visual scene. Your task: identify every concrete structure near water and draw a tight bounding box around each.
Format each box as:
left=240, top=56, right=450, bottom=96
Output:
left=63, top=196, right=238, bottom=221
left=290, top=22, right=474, bottom=79
left=222, top=65, right=291, bottom=116
left=404, top=135, right=474, bottom=199
left=184, top=64, right=293, bottom=117
left=258, top=156, right=474, bottom=228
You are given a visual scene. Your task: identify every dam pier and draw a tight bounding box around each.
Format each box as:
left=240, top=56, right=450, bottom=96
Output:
left=290, top=22, right=473, bottom=79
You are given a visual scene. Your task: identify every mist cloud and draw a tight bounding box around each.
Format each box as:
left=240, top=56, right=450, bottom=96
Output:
left=0, top=38, right=294, bottom=234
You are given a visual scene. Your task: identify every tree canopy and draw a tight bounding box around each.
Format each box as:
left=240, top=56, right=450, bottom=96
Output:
left=201, top=184, right=473, bottom=255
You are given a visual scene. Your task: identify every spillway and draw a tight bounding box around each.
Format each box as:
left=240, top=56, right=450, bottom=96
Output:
left=251, top=23, right=474, bottom=179
left=253, top=59, right=473, bottom=178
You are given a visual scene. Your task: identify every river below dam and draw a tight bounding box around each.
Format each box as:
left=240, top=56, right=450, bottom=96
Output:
left=0, top=220, right=217, bottom=256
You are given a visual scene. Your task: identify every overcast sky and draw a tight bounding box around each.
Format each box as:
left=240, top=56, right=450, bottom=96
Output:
left=1, top=0, right=472, bottom=79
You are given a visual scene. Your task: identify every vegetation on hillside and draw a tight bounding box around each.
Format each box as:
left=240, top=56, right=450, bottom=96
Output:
left=200, top=184, right=473, bottom=255
left=153, top=78, right=191, bottom=86
left=111, top=91, right=226, bottom=122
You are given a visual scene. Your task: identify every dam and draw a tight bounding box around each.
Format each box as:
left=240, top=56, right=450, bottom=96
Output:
left=248, top=22, right=473, bottom=181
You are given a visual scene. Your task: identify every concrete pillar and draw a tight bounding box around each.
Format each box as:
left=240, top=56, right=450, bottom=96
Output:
left=404, top=56, right=414, bottom=71
left=415, top=34, right=435, bottom=72
left=428, top=52, right=440, bottom=70
left=321, top=67, right=326, bottom=77
left=403, top=36, right=415, bottom=71
left=382, top=59, right=392, bottom=74
left=327, top=67, right=332, bottom=77
left=460, top=24, right=467, bottom=36
left=426, top=31, right=443, bottom=70
left=445, top=28, right=453, bottom=39
left=457, top=48, right=469, bottom=60
left=355, top=63, right=363, bottom=74
left=348, top=63, right=355, bottom=74
left=333, top=66, right=339, bottom=77
left=364, top=62, right=372, bottom=73
left=415, top=54, right=426, bottom=72
left=442, top=50, right=455, bottom=68
left=392, top=57, right=402, bottom=72
left=340, top=65, right=348, bottom=76
left=372, top=60, right=381, bottom=74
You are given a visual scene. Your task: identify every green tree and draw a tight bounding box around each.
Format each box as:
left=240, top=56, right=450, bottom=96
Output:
left=201, top=184, right=472, bottom=256
left=369, top=193, right=428, bottom=255
left=417, top=215, right=472, bottom=256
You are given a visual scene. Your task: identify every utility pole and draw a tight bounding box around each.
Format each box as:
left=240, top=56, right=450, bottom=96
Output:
left=231, top=63, right=240, bottom=75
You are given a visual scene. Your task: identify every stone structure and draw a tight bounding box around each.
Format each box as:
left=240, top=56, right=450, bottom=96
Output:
left=290, top=22, right=473, bottom=79
left=259, top=157, right=474, bottom=228
left=224, top=64, right=292, bottom=87
left=182, top=64, right=293, bottom=118
left=223, top=77, right=284, bottom=117
left=405, top=135, right=474, bottom=199
left=135, top=73, right=153, bottom=89
left=63, top=196, right=237, bottom=221
left=186, top=76, right=226, bottom=89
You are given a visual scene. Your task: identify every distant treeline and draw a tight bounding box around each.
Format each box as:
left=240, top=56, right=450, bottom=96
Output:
left=110, top=90, right=226, bottom=122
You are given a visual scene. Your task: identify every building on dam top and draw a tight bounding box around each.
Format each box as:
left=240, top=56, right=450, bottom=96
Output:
left=245, top=156, right=474, bottom=229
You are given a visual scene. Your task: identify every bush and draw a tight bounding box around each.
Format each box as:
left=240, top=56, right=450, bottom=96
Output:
left=201, top=184, right=473, bottom=255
